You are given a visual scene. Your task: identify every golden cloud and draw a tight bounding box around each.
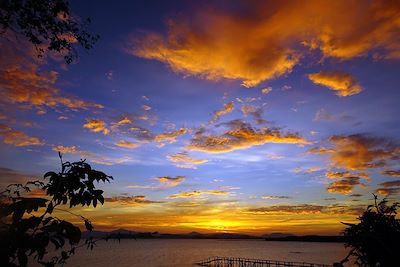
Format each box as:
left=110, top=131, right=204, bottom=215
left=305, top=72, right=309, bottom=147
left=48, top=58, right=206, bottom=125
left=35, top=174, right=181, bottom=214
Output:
left=0, top=38, right=103, bottom=112
left=308, top=71, right=363, bottom=97
left=186, top=121, right=309, bottom=153
left=376, top=178, right=400, bottom=195
left=326, top=177, right=362, bottom=194
left=167, top=152, right=208, bottom=169
left=155, top=176, right=186, bottom=187
left=261, top=87, right=272, bottom=95
left=154, top=128, right=188, bottom=144
left=210, top=101, right=234, bottom=123
left=168, top=190, right=229, bottom=199
left=130, top=1, right=400, bottom=87
left=376, top=187, right=400, bottom=196
left=115, top=140, right=140, bottom=149
left=83, top=119, right=110, bottom=135
left=0, top=124, right=44, bottom=146
left=247, top=204, right=364, bottom=216
left=327, top=135, right=399, bottom=170
left=325, top=171, right=369, bottom=179
left=105, top=195, right=163, bottom=206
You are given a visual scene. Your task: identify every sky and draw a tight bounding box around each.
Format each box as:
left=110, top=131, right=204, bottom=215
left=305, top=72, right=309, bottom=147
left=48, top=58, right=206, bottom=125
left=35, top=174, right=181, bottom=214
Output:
left=1, top=0, right=400, bottom=235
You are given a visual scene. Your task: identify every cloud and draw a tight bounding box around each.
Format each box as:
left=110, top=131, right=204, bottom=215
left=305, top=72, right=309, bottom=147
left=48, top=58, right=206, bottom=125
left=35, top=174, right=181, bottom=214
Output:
left=314, top=109, right=336, bottom=121
left=267, top=154, right=284, bottom=160
left=0, top=38, right=103, bottom=112
left=83, top=119, right=110, bottom=135
left=247, top=204, right=324, bottom=214
left=246, top=204, right=364, bottom=216
left=308, top=71, right=363, bottom=97
left=376, top=177, right=400, bottom=196
left=240, top=105, right=265, bottom=124
left=0, top=167, right=39, bottom=186
left=129, top=1, right=400, bottom=87
left=261, top=195, right=291, bottom=200
left=307, top=147, right=335, bottom=154
left=0, top=124, right=44, bottom=146
left=52, top=145, right=132, bottom=166
left=310, top=134, right=400, bottom=171
left=105, top=195, right=163, bottom=205
left=382, top=170, right=400, bottom=177
left=115, top=140, right=140, bottom=149
left=378, top=180, right=400, bottom=188
left=167, top=152, right=208, bottom=169
left=154, top=128, right=188, bottom=144
left=376, top=187, right=400, bottom=196
left=325, top=171, right=369, bottom=179
left=168, top=190, right=229, bottom=199
left=326, top=177, right=363, bottom=194
left=186, top=120, right=309, bottom=153
left=155, top=176, right=186, bottom=187
left=210, top=101, right=234, bottom=123
left=261, top=87, right=272, bottom=95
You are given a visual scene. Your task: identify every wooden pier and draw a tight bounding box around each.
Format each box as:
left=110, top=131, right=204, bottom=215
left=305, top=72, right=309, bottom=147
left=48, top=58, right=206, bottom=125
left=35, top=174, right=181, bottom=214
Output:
left=196, top=256, right=332, bottom=267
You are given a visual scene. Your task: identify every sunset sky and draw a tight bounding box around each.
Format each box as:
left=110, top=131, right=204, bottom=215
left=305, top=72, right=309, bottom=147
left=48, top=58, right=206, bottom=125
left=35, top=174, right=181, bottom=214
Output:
left=1, top=0, right=400, bottom=235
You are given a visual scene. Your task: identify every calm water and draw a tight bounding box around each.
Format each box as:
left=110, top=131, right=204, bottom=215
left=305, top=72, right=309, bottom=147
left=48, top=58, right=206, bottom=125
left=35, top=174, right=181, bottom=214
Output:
left=59, top=239, right=353, bottom=267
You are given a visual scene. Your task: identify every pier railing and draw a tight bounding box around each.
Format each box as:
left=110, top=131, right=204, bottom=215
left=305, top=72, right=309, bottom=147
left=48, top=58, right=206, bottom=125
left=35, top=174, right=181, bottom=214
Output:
left=196, top=256, right=332, bottom=267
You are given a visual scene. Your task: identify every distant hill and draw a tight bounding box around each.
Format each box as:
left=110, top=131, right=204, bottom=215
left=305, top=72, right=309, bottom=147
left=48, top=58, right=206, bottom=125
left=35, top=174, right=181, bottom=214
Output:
left=82, top=229, right=344, bottom=242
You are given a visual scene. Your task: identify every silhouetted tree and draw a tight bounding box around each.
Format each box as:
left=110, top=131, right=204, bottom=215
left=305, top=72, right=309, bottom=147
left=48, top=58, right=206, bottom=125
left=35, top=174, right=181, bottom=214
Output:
left=340, top=195, right=400, bottom=266
left=0, top=153, right=113, bottom=267
left=0, top=0, right=99, bottom=63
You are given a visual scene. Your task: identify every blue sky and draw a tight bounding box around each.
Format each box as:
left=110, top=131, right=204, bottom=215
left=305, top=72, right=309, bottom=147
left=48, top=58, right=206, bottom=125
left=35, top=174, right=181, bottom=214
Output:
left=1, top=0, right=400, bottom=234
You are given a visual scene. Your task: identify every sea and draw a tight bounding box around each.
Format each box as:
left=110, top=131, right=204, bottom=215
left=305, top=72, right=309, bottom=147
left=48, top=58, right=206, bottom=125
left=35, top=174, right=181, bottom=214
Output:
left=58, top=239, right=354, bottom=267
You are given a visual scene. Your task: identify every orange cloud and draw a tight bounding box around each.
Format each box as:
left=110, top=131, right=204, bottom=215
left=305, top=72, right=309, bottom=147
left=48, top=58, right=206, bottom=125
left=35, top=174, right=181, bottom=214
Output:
left=327, top=135, right=399, bottom=170
left=154, top=128, right=188, bottom=144
left=105, top=195, right=163, bottom=206
left=376, top=180, right=400, bottom=196
left=115, top=140, right=140, bottom=149
left=83, top=119, right=110, bottom=135
left=168, top=190, right=229, bottom=199
left=325, top=171, right=369, bottom=179
left=155, top=176, right=186, bottom=187
left=0, top=38, right=103, bottom=112
left=0, top=124, right=44, bottom=146
left=210, top=101, right=234, bottom=123
left=246, top=204, right=363, bottom=216
left=326, top=177, right=363, bottom=194
left=167, top=152, right=208, bottom=169
left=130, top=1, right=400, bottom=87
left=261, top=87, right=272, bottom=95
left=307, top=147, right=335, bottom=154
left=308, top=71, right=363, bottom=97
left=186, top=121, right=309, bottom=153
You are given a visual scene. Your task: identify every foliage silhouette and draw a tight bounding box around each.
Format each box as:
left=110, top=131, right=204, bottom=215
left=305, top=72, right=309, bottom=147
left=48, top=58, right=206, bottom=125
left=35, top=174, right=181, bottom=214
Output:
left=0, top=153, right=113, bottom=267
left=340, top=194, right=400, bottom=266
left=0, top=0, right=99, bottom=63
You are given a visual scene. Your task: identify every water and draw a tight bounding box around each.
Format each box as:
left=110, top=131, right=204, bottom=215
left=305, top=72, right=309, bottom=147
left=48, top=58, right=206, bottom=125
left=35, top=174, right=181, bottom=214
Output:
left=60, top=239, right=352, bottom=267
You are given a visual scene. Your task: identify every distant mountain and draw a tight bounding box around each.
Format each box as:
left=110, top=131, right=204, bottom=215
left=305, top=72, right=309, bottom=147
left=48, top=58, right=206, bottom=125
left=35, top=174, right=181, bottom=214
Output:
left=262, top=233, right=296, bottom=239
left=81, top=229, right=344, bottom=242
left=82, top=229, right=260, bottom=240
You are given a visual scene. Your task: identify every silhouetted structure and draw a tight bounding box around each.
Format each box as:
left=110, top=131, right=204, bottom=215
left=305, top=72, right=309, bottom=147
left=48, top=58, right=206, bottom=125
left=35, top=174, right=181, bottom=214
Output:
left=196, top=256, right=332, bottom=267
